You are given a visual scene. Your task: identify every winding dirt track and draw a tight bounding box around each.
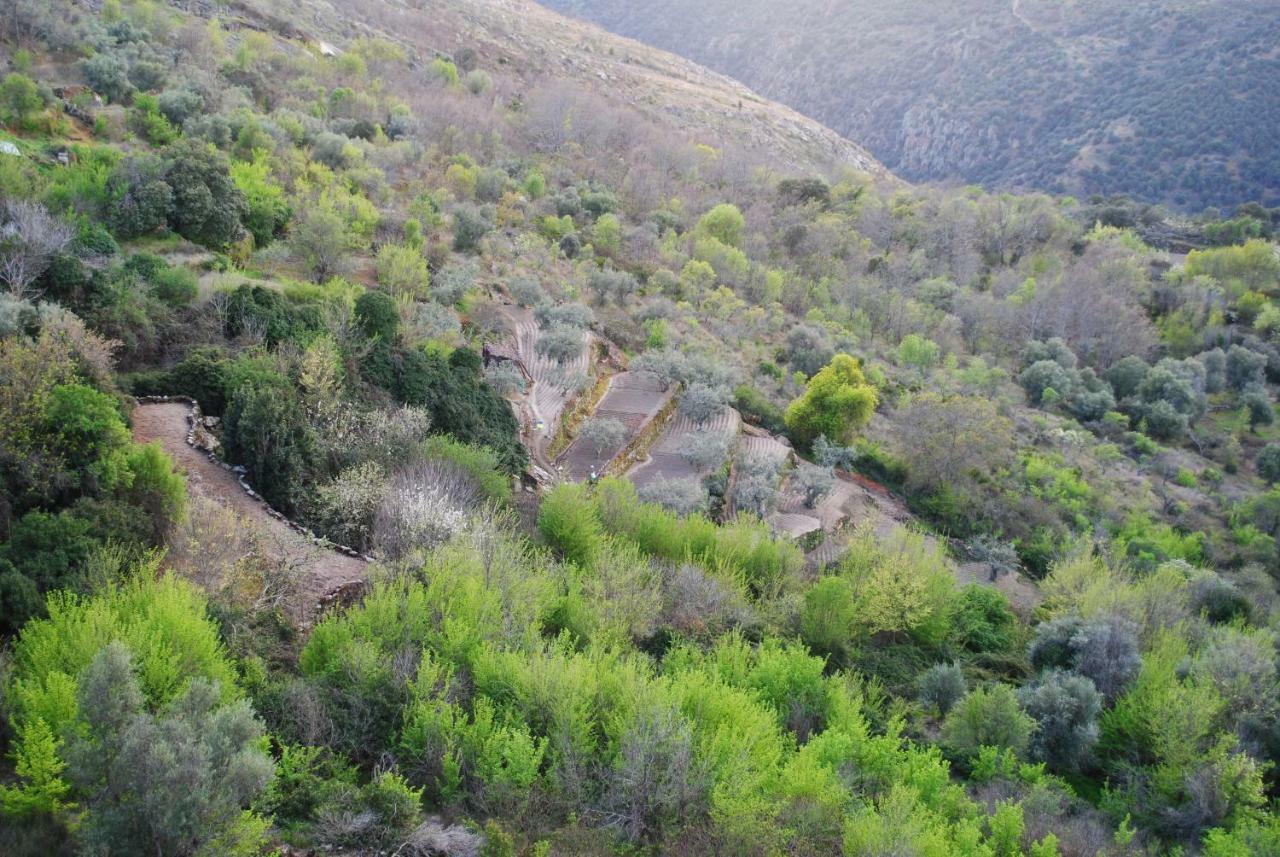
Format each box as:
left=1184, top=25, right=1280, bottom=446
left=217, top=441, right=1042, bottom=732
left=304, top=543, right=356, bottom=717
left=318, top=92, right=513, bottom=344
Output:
left=131, top=402, right=367, bottom=612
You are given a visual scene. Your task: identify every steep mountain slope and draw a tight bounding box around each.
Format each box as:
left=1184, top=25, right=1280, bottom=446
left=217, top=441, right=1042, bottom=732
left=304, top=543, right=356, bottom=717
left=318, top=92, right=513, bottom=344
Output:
left=541, top=0, right=1280, bottom=210
left=219, top=0, right=889, bottom=179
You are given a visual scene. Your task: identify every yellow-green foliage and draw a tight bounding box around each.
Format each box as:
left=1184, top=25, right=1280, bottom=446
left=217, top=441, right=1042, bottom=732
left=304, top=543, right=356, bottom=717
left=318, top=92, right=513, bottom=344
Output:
left=2, top=573, right=240, bottom=815
left=833, top=525, right=956, bottom=645
left=785, top=353, right=879, bottom=445
left=1185, top=239, right=1280, bottom=296
left=590, top=477, right=805, bottom=597
left=304, top=535, right=1004, bottom=854
left=696, top=203, right=746, bottom=248
left=376, top=242, right=431, bottom=298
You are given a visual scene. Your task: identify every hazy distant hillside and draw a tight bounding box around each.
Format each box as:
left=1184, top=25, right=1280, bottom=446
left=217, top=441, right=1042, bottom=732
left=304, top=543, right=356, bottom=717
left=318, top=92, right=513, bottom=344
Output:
left=542, top=0, right=1280, bottom=210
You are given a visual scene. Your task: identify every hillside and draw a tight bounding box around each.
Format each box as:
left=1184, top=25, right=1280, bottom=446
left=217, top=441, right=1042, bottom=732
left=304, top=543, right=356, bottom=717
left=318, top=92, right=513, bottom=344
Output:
left=542, top=0, right=1280, bottom=211
left=218, top=0, right=889, bottom=180
left=4, top=0, right=1280, bottom=855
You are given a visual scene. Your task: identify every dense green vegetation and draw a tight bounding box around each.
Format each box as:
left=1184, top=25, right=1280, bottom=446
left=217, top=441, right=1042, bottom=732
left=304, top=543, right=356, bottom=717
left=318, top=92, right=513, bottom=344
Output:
left=545, top=0, right=1280, bottom=212
left=2, top=1, right=1280, bottom=855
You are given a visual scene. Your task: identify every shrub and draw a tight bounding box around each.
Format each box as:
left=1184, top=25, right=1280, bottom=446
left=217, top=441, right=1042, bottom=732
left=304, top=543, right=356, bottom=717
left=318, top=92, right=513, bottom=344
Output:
left=833, top=526, right=955, bottom=645
left=81, top=51, right=133, bottom=103
left=2, top=575, right=246, bottom=820
left=733, top=385, right=786, bottom=433
left=1070, top=387, right=1116, bottom=422
left=784, top=354, right=878, bottom=445
left=1141, top=399, right=1187, bottom=441
left=785, top=324, right=834, bottom=377
left=312, top=131, right=359, bottom=169
left=918, top=663, right=968, bottom=716
left=157, top=87, right=204, bottom=126
left=150, top=265, right=198, bottom=307
left=1257, top=444, right=1280, bottom=483
left=394, top=348, right=525, bottom=473
left=941, top=685, right=1034, bottom=762
left=105, top=155, right=173, bottom=240
left=1019, top=360, right=1077, bottom=406
left=950, top=585, right=1017, bottom=653
left=0, top=511, right=98, bottom=633
left=420, top=435, right=512, bottom=504
left=696, top=203, right=745, bottom=248
left=311, top=462, right=389, bottom=551
left=223, top=378, right=315, bottom=513
left=452, top=203, right=492, bottom=252
left=1018, top=670, right=1101, bottom=772
left=799, top=576, right=858, bottom=660
left=373, top=461, right=479, bottom=559
left=0, top=73, right=44, bottom=128
left=1028, top=614, right=1140, bottom=702
left=376, top=242, right=430, bottom=298
left=355, top=290, right=400, bottom=341
left=538, top=483, right=603, bottom=566
left=230, top=159, right=291, bottom=247
left=66, top=643, right=275, bottom=856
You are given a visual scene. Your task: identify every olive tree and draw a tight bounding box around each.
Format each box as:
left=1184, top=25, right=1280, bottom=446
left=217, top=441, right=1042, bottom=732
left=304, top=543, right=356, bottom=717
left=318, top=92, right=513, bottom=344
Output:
left=1018, top=670, right=1102, bottom=772
left=678, top=383, right=727, bottom=424
left=536, top=324, right=584, bottom=364
left=795, top=461, right=835, bottom=509
left=67, top=643, right=275, bottom=857
left=579, top=417, right=627, bottom=458
left=918, top=663, right=968, bottom=716
left=682, top=429, right=730, bottom=471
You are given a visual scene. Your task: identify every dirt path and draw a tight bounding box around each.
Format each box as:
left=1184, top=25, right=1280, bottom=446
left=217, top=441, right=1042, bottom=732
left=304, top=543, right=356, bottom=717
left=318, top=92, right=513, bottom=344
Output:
left=132, top=402, right=368, bottom=615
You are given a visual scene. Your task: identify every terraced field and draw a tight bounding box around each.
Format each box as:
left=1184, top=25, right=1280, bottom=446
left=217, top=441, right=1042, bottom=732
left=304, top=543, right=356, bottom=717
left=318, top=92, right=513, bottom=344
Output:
left=738, top=431, right=792, bottom=471
left=557, top=372, right=673, bottom=480
left=497, top=306, right=594, bottom=472
left=628, top=407, right=741, bottom=490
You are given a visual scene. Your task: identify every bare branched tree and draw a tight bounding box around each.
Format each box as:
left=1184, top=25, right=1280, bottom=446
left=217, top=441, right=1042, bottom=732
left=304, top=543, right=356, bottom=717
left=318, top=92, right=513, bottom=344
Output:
left=0, top=199, right=73, bottom=299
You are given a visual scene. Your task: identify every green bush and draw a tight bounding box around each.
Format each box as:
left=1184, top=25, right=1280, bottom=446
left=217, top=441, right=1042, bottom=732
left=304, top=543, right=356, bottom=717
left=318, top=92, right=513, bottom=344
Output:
left=537, top=483, right=603, bottom=566
left=941, top=684, right=1034, bottom=763
left=394, top=347, right=525, bottom=472
left=0, top=73, right=44, bottom=128
left=0, top=511, right=98, bottom=633
left=1258, top=444, right=1280, bottom=483
left=223, top=376, right=316, bottom=513
left=230, top=158, right=291, bottom=247
left=733, top=384, right=786, bottom=433
left=150, top=265, right=198, bottom=307
left=799, top=576, right=858, bottom=660
left=162, top=140, right=249, bottom=248
left=918, top=662, right=968, bottom=715
left=355, top=289, right=400, bottom=341
left=1, top=575, right=261, bottom=845
left=950, top=585, right=1018, bottom=653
